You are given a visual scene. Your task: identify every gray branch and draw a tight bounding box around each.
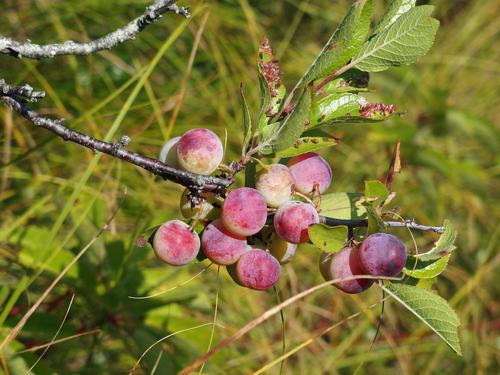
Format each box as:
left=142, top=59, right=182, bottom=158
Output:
left=0, top=79, right=45, bottom=101
left=0, top=0, right=190, bottom=59
left=1, top=87, right=232, bottom=194
left=319, top=217, right=444, bottom=234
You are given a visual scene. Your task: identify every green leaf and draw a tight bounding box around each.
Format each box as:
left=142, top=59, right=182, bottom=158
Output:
left=302, top=0, right=373, bottom=83
left=275, top=136, right=339, bottom=158
left=364, top=180, right=390, bottom=207
left=308, top=224, right=348, bottom=253
left=372, top=0, right=416, bottom=35
left=403, top=254, right=451, bottom=279
left=352, top=6, right=439, bottom=72
left=383, top=283, right=462, bottom=355
left=240, top=85, right=253, bottom=154
left=324, top=114, right=395, bottom=124
left=320, top=192, right=366, bottom=220
left=364, top=203, right=385, bottom=234
left=415, top=220, right=457, bottom=261
left=263, top=87, right=312, bottom=153
left=309, top=93, right=364, bottom=128
left=322, top=69, right=370, bottom=93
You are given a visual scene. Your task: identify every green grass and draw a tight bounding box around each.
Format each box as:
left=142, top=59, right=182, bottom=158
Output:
left=1, top=0, right=499, bottom=373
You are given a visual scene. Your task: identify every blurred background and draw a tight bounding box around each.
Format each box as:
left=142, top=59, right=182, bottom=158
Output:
left=0, top=0, right=498, bottom=373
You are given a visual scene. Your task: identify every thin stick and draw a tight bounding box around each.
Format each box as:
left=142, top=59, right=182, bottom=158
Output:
left=17, top=329, right=101, bottom=353
left=0, top=1, right=189, bottom=59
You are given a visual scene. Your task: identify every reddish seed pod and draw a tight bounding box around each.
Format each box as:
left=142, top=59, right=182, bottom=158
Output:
left=221, top=188, right=268, bottom=237
left=177, top=128, right=224, bottom=175
left=152, top=220, right=200, bottom=266
left=201, top=219, right=249, bottom=265
left=287, top=152, right=332, bottom=194
left=236, top=249, right=281, bottom=290
left=359, top=233, right=407, bottom=277
left=273, top=201, right=319, bottom=244
left=319, top=246, right=373, bottom=294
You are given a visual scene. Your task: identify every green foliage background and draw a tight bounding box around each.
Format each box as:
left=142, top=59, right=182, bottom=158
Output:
left=0, top=0, right=498, bottom=373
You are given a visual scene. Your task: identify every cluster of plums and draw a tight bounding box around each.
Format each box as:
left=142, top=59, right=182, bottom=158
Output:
left=152, top=128, right=408, bottom=292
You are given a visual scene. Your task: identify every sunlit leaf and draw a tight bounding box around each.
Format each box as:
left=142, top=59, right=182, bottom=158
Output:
left=320, top=192, right=366, bottom=220
left=308, top=224, right=348, bottom=253
left=415, top=220, right=457, bottom=261
left=275, top=136, right=339, bottom=158
left=404, top=254, right=451, bottom=279
left=372, top=0, right=416, bottom=35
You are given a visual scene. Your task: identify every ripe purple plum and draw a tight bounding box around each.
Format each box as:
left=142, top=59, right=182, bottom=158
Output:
left=255, top=164, right=294, bottom=208
left=152, top=220, right=200, bottom=266
left=179, top=189, right=220, bottom=220
left=359, top=233, right=407, bottom=277
left=159, top=136, right=180, bottom=167
left=287, top=152, right=332, bottom=194
left=221, top=188, right=268, bottom=237
left=201, top=219, right=249, bottom=265
left=319, top=247, right=373, bottom=294
left=177, top=128, right=224, bottom=175
left=269, top=234, right=297, bottom=264
left=235, top=249, right=281, bottom=290
left=273, top=201, right=319, bottom=244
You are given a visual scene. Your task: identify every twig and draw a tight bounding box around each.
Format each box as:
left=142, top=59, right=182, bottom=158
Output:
left=319, top=217, right=444, bottom=234
left=0, top=79, right=45, bottom=102
left=0, top=92, right=232, bottom=194
left=0, top=0, right=190, bottom=59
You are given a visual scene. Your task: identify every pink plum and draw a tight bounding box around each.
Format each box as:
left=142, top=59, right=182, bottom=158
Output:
left=287, top=152, right=332, bottom=194
left=236, top=249, right=281, bottom=290
left=221, top=188, right=268, bottom=237
left=159, top=136, right=180, bottom=167
left=273, top=201, right=319, bottom=244
left=201, top=219, right=249, bottom=265
left=319, top=247, right=373, bottom=294
left=359, top=233, right=407, bottom=277
left=255, top=164, right=294, bottom=208
left=152, top=220, right=200, bottom=266
left=177, top=128, right=224, bottom=175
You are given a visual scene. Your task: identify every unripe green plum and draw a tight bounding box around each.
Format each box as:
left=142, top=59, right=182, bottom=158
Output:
left=201, top=219, right=249, bottom=265
left=159, top=136, right=180, bottom=167
left=177, top=128, right=224, bottom=175
left=273, top=201, right=319, bottom=244
left=319, top=247, right=373, bottom=294
left=235, top=249, right=281, bottom=290
left=269, top=234, right=297, bottom=264
left=359, top=233, right=407, bottom=277
left=152, top=220, right=200, bottom=266
left=255, top=164, right=294, bottom=208
left=179, top=188, right=220, bottom=220
left=287, top=152, right=332, bottom=194
left=221, top=188, right=268, bottom=237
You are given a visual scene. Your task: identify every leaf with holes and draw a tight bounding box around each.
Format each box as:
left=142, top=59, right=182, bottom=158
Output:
left=275, top=136, right=339, bottom=158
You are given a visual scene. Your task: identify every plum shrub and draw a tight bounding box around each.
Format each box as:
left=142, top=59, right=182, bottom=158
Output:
left=319, top=247, right=373, bottom=294
left=359, top=233, right=408, bottom=277
left=274, top=201, right=319, bottom=244
left=269, top=234, right=297, bottom=264
left=152, top=220, right=200, bottom=266
left=234, top=249, right=281, bottom=290
left=201, top=219, right=249, bottom=265
left=255, top=164, right=294, bottom=207
left=287, top=152, right=332, bottom=194
left=158, top=136, right=180, bottom=167
left=177, top=128, right=224, bottom=175
left=221, top=187, right=268, bottom=237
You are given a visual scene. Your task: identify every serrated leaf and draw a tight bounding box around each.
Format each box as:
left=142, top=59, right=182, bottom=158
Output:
left=373, top=0, right=416, bottom=35
left=415, top=220, right=457, bottom=261
left=275, top=136, right=339, bottom=158
left=264, top=87, right=312, bottom=153
left=352, top=6, right=439, bottom=72
left=302, top=0, right=373, bottom=83
left=308, top=224, right=348, bottom=253
left=240, top=84, right=253, bottom=155
left=320, top=192, right=366, bottom=220
left=364, top=203, right=385, bottom=234
left=365, top=180, right=390, bottom=207
left=404, top=254, right=451, bottom=279
left=383, top=283, right=462, bottom=355
left=309, top=93, right=364, bottom=128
